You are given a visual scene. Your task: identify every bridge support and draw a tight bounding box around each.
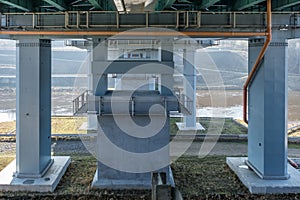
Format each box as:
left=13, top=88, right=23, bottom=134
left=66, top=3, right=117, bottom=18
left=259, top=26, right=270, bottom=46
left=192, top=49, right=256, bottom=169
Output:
left=87, top=39, right=107, bottom=130
left=91, top=39, right=177, bottom=189
left=247, top=38, right=289, bottom=180
left=176, top=48, right=204, bottom=131
left=227, top=37, right=300, bottom=194
left=0, top=39, right=70, bottom=192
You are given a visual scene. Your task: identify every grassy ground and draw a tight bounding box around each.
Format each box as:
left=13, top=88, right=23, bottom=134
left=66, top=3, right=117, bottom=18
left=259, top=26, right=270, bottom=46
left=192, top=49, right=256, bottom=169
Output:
left=2, top=116, right=300, bottom=136
left=1, top=155, right=300, bottom=199
left=170, top=117, right=248, bottom=135
left=0, top=117, right=247, bottom=135
left=0, top=117, right=87, bottom=134
left=0, top=156, right=14, bottom=171
left=0, top=154, right=150, bottom=200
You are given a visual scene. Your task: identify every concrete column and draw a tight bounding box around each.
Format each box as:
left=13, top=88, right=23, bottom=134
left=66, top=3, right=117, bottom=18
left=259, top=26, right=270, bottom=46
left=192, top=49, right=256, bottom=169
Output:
left=247, top=38, right=289, bottom=179
left=16, top=39, right=52, bottom=177
left=0, top=39, right=70, bottom=192
left=160, top=40, right=174, bottom=96
left=148, top=75, right=156, bottom=90
left=87, top=39, right=108, bottom=130
left=87, top=47, right=93, bottom=94
left=91, top=39, right=108, bottom=96
left=183, top=49, right=197, bottom=128
left=87, top=44, right=97, bottom=130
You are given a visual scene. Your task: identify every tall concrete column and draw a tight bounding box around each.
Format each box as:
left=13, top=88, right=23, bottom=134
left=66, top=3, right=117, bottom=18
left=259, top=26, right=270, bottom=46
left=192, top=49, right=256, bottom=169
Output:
left=0, top=38, right=70, bottom=192
left=86, top=43, right=97, bottom=130
left=87, top=39, right=108, bottom=130
left=247, top=38, right=289, bottom=179
left=183, top=48, right=197, bottom=128
left=160, top=40, right=174, bottom=96
left=16, top=39, right=53, bottom=177
left=92, top=38, right=108, bottom=96
left=176, top=48, right=203, bottom=130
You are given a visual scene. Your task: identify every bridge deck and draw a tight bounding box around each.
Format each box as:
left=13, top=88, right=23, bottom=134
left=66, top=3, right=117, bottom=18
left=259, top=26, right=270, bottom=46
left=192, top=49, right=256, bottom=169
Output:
left=1, top=11, right=300, bottom=37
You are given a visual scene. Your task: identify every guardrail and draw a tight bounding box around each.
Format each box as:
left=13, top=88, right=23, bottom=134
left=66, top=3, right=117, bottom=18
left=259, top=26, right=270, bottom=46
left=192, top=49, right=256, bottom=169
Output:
left=72, top=90, right=88, bottom=115
left=0, top=11, right=275, bottom=30
left=174, top=88, right=193, bottom=115
left=98, top=95, right=179, bottom=115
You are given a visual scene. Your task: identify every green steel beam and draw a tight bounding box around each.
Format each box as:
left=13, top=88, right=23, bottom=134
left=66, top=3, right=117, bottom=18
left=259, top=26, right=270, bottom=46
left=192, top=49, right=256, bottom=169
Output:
left=273, top=0, right=300, bottom=10
left=234, top=0, right=265, bottom=10
left=87, top=0, right=117, bottom=10
left=0, top=0, right=32, bottom=11
left=165, top=0, right=177, bottom=8
left=155, top=0, right=177, bottom=11
left=43, top=0, right=66, bottom=11
left=200, top=0, right=220, bottom=9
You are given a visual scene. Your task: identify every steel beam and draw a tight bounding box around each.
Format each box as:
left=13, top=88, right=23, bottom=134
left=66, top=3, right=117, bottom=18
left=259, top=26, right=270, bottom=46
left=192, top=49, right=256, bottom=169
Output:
left=155, top=0, right=176, bottom=11
left=88, top=0, right=116, bottom=10
left=43, top=0, right=66, bottom=11
left=200, top=0, right=220, bottom=9
left=0, top=0, right=32, bottom=11
left=273, top=0, right=300, bottom=10
left=234, top=0, right=265, bottom=10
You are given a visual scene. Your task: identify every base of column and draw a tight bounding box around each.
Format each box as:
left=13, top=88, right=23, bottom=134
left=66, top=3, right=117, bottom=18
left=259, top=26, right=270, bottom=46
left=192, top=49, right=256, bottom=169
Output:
left=15, top=159, right=54, bottom=178
left=245, top=159, right=290, bottom=180
left=91, top=169, right=151, bottom=189
left=79, top=111, right=97, bottom=131
left=226, top=157, right=300, bottom=194
left=176, top=122, right=205, bottom=131
left=91, top=166, right=175, bottom=189
left=0, top=156, right=71, bottom=192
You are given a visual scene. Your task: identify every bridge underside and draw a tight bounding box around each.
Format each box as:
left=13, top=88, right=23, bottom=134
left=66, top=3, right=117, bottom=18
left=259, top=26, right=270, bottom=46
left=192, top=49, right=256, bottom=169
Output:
left=0, top=0, right=300, bottom=12
left=1, top=11, right=300, bottom=39
left=1, top=0, right=300, bottom=195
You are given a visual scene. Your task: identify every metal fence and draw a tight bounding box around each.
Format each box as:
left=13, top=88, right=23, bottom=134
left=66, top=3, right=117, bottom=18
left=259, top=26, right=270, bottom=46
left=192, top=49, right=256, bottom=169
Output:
left=72, top=90, right=88, bottom=115
left=71, top=89, right=193, bottom=116
left=174, top=88, right=193, bottom=115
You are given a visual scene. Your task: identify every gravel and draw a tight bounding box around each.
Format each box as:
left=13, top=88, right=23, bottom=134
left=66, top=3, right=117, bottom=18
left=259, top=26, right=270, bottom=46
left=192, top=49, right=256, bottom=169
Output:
left=1, top=140, right=300, bottom=158
left=0, top=142, right=15, bottom=154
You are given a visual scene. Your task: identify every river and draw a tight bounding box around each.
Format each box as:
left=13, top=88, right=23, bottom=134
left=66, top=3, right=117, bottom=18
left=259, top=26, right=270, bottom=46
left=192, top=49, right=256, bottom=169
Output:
left=0, top=89, right=299, bottom=124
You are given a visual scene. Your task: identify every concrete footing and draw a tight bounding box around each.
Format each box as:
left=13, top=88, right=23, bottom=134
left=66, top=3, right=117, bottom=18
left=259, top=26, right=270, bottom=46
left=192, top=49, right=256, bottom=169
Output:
left=227, top=157, right=300, bottom=194
left=86, top=111, right=98, bottom=131
left=92, top=166, right=175, bottom=190
left=91, top=169, right=151, bottom=189
left=176, top=122, right=205, bottom=131
left=79, top=122, right=97, bottom=132
left=0, top=156, right=71, bottom=192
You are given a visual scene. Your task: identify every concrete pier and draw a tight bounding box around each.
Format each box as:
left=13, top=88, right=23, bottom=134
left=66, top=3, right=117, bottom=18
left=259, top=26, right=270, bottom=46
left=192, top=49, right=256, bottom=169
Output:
left=0, top=38, right=70, bottom=192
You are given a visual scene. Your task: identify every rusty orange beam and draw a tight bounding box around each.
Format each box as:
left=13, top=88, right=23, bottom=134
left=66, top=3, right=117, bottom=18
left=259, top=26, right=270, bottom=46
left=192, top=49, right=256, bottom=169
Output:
left=0, top=30, right=268, bottom=37
left=243, top=0, right=272, bottom=124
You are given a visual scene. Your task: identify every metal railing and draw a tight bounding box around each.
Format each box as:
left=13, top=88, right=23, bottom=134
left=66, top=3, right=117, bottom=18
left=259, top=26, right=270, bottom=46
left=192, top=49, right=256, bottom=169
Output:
left=72, top=90, right=88, bottom=115
left=98, top=96, right=178, bottom=116
left=72, top=89, right=192, bottom=116
left=174, top=88, right=193, bottom=115
left=0, top=11, right=282, bottom=30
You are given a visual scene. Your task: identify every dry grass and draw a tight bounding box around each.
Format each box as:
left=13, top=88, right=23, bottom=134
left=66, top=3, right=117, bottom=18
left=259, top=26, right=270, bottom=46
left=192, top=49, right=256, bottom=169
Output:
left=234, top=118, right=248, bottom=128
left=170, top=117, right=248, bottom=135
left=51, top=117, right=87, bottom=134
left=0, top=156, right=15, bottom=171
left=0, top=121, right=15, bottom=134
left=0, top=117, right=87, bottom=134
left=235, top=118, right=300, bottom=137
